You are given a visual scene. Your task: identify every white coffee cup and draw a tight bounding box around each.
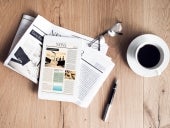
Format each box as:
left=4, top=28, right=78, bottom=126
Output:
left=127, top=34, right=170, bottom=77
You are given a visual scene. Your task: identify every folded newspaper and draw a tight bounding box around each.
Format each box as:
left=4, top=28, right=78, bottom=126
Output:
left=4, top=14, right=115, bottom=107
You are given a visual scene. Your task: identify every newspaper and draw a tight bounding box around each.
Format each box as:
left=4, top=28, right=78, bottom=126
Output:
left=38, top=36, right=114, bottom=107
left=4, top=15, right=114, bottom=107
left=76, top=47, right=114, bottom=107
left=4, top=15, right=108, bottom=83
left=38, top=36, right=82, bottom=102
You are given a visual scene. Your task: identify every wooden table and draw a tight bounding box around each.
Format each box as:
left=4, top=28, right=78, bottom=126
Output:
left=0, top=0, right=170, bottom=128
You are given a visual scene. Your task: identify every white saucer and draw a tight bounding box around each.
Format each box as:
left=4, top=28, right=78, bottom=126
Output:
left=127, top=34, right=170, bottom=77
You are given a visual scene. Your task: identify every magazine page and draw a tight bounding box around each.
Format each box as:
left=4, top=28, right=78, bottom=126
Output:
left=75, top=47, right=115, bottom=107
left=4, top=15, right=108, bottom=83
left=38, top=36, right=82, bottom=102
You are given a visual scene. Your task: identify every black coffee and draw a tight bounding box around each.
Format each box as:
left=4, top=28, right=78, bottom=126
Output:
left=137, top=44, right=160, bottom=68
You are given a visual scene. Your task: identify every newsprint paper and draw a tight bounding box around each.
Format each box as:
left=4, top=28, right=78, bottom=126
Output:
left=4, top=15, right=108, bottom=83
left=38, top=36, right=115, bottom=107
left=4, top=15, right=114, bottom=107
left=38, top=36, right=82, bottom=103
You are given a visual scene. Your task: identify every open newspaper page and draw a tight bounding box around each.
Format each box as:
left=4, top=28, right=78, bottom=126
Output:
left=75, top=47, right=115, bottom=107
left=38, top=36, right=82, bottom=102
left=4, top=15, right=108, bottom=83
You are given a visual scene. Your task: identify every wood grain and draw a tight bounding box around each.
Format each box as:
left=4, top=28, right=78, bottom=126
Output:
left=0, top=0, right=170, bottom=128
left=143, top=1, right=170, bottom=128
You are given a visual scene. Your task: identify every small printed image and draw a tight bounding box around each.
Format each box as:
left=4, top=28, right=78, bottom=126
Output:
left=8, top=45, right=41, bottom=82
left=65, top=70, right=76, bottom=80
left=12, top=47, right=30, bottom=65
left=53, top=72, right=64, bottom=83
left=52, top=71, right=64, bottom=92
left=45, top=47, right=66, bottom=69
left=53, top=85, right=63, bottom=92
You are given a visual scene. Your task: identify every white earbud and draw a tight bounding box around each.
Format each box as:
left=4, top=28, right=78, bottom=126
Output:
left=107, top=22, right=122, bottom=37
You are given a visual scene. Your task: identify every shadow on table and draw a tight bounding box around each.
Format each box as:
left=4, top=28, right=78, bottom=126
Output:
left=31, top=83, right=39, bottom=93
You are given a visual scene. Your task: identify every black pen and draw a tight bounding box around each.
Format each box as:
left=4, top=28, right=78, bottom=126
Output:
left=102, top=79, right=118, bottom=122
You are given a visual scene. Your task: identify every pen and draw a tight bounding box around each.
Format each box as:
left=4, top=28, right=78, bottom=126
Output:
left=102, top=79, right=118, bottom=122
